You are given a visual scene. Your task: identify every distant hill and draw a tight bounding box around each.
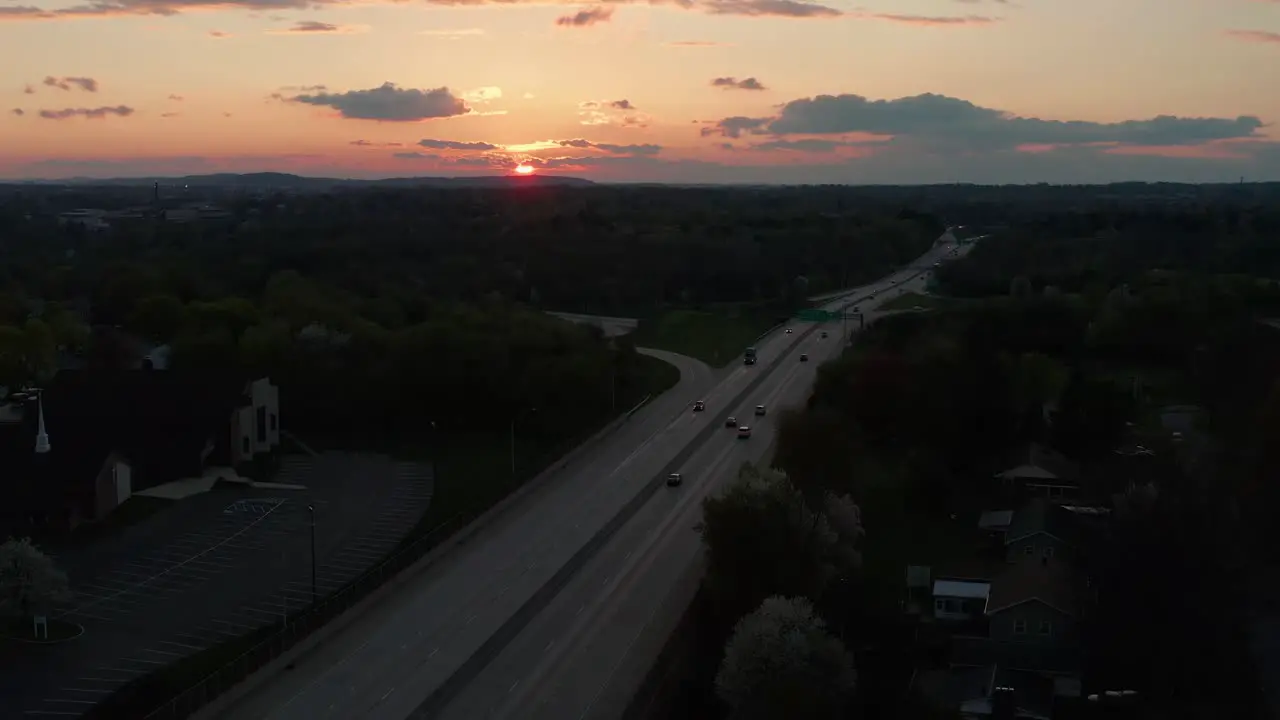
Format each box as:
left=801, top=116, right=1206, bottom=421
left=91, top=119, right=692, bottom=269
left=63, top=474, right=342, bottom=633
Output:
left=36, top=172, right=594, bottom=190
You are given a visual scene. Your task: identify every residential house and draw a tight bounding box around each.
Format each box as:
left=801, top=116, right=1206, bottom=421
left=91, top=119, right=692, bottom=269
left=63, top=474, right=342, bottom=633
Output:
left=933, top=579, right=992, bottom=622
left=1003, top=498, right=1082, bottom=565
left=0, top=369, right=280, bottom=537
left=995, top=445, right=1081, bottom=501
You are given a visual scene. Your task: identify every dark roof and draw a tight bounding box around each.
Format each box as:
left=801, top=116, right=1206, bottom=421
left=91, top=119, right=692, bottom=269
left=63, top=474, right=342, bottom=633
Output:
left=1004, top=497, right=1081, bottom=547
left=987, top=556, right=1078, bottom=617
left=997, top=444, right=1080, bottom=485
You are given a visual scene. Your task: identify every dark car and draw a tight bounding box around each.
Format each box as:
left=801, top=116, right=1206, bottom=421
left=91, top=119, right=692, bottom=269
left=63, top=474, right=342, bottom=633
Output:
left=725, top=416, right=737, bottom=427
left=785, top=328, right=793, bottom=334
left=820, top=331, right=828, bottom=339
left=737, top=425, right=751, bottom=439
left=800, top=353, right=809, bottom=362
left=755, top=405, right=766, bottom=416
left=667, top=472, right=683, bottom=487
left=693, top=400, right=705, bottom=412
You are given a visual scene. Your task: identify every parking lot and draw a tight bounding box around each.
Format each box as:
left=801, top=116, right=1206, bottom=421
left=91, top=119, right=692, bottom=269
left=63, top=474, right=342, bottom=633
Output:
left=2, top=452, right=433, bottom=719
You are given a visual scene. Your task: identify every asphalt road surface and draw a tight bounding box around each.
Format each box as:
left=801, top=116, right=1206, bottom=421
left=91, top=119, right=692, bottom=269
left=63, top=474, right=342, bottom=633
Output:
left=435, top=243, right=969, bottom=720
left=203, top=241, right=965, bottom=720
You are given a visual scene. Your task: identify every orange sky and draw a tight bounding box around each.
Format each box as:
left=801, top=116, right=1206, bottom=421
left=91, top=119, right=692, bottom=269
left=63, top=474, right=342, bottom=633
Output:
left=2, top=0, right=1279, bottom=182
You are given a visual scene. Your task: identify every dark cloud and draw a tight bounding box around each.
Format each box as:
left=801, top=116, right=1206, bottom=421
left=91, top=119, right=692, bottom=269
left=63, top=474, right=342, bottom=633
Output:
left=418, top=138, right=500, bottom=150
left=168, top=93, right=184, bottom=101
left=555, top=139, right=661, bottom=155
left=43, top=76, right=98, bottom=92
left=38, top=105, right=133, bottom=120
left=705, top=92, right=1267, bottom=149
left=555, top=7, right=612, bottom=26
left=749, top=138, right=854, bottom=152
left=610, top=99, right=634, bottom=110
left=270, top=20, right=363, bottom=33
left=209, top=30, right=230, bottom=37
left=711, top=77, right=767, bottom=91
left=23, top=85, right=35, bottom=94
left=0, top=0, right=840, bottom=20
left=160, top=111, right=179, bottom=117
left=11, top=108, right=24, bottom=116
left=1226, top=29, right=1280, bottom=44
left=285, top=82, right=470, bottom=121
left=700, top=115, right=771, bottom=138
left=578, top=99, right=648, bottom=128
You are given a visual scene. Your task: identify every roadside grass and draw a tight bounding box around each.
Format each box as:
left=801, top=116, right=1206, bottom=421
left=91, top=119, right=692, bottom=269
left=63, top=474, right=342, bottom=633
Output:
left=85, top=353, right=680, bottom=720
left=633, top=307, right=784, bottom=367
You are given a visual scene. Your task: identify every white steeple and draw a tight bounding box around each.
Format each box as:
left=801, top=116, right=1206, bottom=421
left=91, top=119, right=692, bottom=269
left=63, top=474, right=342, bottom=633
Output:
left=34, top=391, right=50, bottom=454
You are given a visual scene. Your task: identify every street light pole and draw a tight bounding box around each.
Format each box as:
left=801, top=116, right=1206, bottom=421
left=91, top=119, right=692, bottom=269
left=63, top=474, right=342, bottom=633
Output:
left=307, top=504, right=316, bottom=605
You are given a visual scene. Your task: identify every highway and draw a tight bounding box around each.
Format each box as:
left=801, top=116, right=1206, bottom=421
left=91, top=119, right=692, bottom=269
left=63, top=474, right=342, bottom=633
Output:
left=433, top=242, right=969, bottom=720
left=200, top=237, right=965, bottom=720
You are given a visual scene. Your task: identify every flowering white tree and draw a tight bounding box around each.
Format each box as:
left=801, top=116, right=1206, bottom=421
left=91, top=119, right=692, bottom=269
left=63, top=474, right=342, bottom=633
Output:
left=716, top=596, right=856, bottom=720
left=0, top=537, right=72, bottom=618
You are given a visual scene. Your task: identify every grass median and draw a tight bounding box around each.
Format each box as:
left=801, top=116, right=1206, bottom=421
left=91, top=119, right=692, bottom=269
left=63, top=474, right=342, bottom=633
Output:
left=84, top=353, right=680, bottom=720
left=632, top=307, right=786, bottom=368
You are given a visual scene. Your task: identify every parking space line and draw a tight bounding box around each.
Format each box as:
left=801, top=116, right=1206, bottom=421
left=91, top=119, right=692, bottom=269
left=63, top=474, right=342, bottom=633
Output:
left=158, top=639, right=203, bottom=650
left=60, top=688, right=112, bottom=694
left=23, top=710, right=81, bottom=715
left=58, top=501, right=288, bottom=620
left=140, top=648, right=181, bottom=657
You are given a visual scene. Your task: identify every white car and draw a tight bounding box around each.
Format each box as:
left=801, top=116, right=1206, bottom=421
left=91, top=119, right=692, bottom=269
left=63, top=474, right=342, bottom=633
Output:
left=737, top=426, right=751, bottom=439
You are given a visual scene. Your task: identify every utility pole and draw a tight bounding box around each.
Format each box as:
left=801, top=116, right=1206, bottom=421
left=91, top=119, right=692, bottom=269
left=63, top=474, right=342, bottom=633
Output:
left=307, top=504, right=316, bottom=605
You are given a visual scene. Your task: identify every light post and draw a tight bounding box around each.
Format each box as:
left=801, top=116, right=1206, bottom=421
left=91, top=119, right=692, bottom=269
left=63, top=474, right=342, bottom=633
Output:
left=307, top=504, right=316, bottom=605
left=511, top=407, right=537, bottom=479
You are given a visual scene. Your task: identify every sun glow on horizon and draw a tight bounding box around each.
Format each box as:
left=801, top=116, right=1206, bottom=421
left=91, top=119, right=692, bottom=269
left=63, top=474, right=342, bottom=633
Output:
left=514, top=164, right=535, bottom=175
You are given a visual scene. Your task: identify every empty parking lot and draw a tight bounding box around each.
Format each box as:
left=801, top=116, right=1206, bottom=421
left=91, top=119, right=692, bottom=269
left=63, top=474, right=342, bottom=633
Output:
left=2, top=452, right=433, bottom=719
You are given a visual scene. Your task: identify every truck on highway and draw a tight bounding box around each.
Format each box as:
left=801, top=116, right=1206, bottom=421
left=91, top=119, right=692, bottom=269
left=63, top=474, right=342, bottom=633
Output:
left=744, top=347, right=757, bottom=365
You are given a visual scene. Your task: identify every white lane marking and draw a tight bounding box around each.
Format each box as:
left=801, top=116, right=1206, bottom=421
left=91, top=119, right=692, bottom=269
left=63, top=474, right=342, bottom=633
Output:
left=508, top=680, right=521, bottom=693
left=429, top=647, right=439, bottom=658
left=380, top=688, right=395, bottom=702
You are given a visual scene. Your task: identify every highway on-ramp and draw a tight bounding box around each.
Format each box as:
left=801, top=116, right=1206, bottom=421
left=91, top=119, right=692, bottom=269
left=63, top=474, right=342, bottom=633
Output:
left=201, top=240, right=963, bottom=720
left=431, top=243, right=966, bottom=720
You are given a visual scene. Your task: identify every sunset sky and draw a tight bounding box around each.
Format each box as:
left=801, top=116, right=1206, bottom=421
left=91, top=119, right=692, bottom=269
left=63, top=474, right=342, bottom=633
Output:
left=2, top=0, right=1279, bottom=183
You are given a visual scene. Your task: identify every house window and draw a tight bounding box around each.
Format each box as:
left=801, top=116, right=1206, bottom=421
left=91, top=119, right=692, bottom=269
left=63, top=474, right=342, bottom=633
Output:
left=1039, top=620, right=1052, bottom=636
left=256, top=406, right=267, bottom=443
left=935, top=599, right=945, bottom=613
left=270, top=413, right=277, bottom=432
left=1042, top=547, right=1055, bottom=560
left=242, top=437, right=250, bottom=454
left=1014, top=619, right=1027, bottom=634
left=1023, top=545, right=1035, bottom=556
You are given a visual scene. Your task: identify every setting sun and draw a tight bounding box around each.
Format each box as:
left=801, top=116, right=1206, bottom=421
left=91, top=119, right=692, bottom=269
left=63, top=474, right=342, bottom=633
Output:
left=514, top=164, right=535, bottom=175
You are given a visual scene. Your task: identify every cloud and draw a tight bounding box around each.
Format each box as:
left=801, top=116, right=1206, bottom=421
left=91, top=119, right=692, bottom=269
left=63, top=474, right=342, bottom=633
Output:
left=42, top=76, right=98, bottom=92
left=711, top=77, right=767, bottom=91
left=667, top=40, right=732, bottom=47
left=857, top=12, right=999, bottom=25
left=209, top=30, right=230, bottom=37
left=556, top=6, right=612, bottom=25
left=555, top=139, right=661, bottom=155
left=168, top=93, right=184, bottom=101
left=23, top=85, right=35, bottom=94
left=268, top=20, right=366, bottom=34
left=703, top=92, right=1267, bottom=150
left=11, top=108, right=24, bottom=116
left=419, top=138, right=500, bottom=150
left=1226, top=29, right=1280, bottom=44
left=0, top=0, right=840, bottom=21
left=748, top=138, right=859, bottom=152
left=462, top=86, right=502, bottom=103
left=700, top=115, right=771, bottom=138
left=39, top=105, right=134, bottom=120
left=578, top=99, right=648, bottom=127
left=160, top=111, right=179, bottom=117
left=351, top=139, right=406, bottom=147
left=283, top=82, right=470, bottom=121
left=392, top=151, right=506, bottom=168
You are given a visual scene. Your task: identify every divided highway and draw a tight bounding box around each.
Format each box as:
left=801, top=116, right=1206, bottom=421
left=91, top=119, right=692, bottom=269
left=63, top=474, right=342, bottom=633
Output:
left=202, top=240, right=964, bottom=720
